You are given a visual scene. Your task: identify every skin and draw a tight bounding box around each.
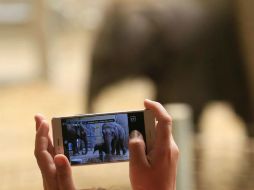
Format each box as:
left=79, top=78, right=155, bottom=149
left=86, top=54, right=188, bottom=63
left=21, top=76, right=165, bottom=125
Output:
left=34, top=99, right=179, bottom=190
left=129, top=99, right=179, bottom=190
left=34, top=114, right=75, bottom=190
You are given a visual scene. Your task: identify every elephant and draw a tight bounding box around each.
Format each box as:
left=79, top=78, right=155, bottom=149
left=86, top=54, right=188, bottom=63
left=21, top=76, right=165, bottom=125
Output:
left=93, top=142, right=107, bottom=161
left=77, top=124, right=88, bottom=155
left=101, top=122, right=127, bottom=155
left=65, top=124, right=78, bottom=155
left=87, top=0, right=254, bottom=136
left=65, top=124, right=88, bottom=155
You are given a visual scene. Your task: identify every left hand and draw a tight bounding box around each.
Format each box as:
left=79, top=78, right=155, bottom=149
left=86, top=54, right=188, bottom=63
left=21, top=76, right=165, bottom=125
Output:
left=34, top=114, right=76, bottom=190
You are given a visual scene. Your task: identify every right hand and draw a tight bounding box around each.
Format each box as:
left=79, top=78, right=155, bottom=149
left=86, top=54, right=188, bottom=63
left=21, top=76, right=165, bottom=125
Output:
left=129, top=99, right=179, bottom=190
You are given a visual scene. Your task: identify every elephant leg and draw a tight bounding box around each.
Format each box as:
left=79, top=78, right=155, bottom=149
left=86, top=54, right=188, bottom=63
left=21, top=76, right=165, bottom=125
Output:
left=231, top=100, right=254, bottom=137
left=192, top=106, right=204, bottom=133
left=99, top=150, right=103, bottom=161
left=84, top=139, right=88, bottom=154
left=65, top=144, right=71, bottom=157
left=111, top=140, right=116, bottom=155
left=120, top=140, right=126, bottom=155
left=79, top=139, right=84, bottom=154
left=77, top=139, right=81, bottom=154
left=155, top=81, right=205, bottom=133
left=80, top=139, right=87, bottom=155
left=116, top=141, right=121, bottom=155
left=72, top=141, right=78, bottom=155
left=236, top=105, right=254, bottom=137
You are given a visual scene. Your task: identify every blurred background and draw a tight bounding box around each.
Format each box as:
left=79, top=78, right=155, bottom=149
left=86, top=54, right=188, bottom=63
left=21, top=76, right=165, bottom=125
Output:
left=0, top=0, right=254, bottom=189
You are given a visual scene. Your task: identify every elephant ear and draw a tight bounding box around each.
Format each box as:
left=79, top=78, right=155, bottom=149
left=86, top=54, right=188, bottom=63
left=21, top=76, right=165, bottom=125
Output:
left=114, top=123, right=121, bottom=137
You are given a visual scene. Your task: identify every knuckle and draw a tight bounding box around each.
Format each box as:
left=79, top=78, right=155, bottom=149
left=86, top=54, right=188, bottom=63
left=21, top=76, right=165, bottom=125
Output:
left=154, top=101, right=162, bottom=107
left=129, top=139, right=145, bottom=151
left=160, top=128, right=170, bottom=141
left=34, top=147, right=38, bottom=156
left=161, top=114, right=172, bottom=126
left=34, top=148, right=44, bottom=161
left=35, top=130, right=41, bottom=139
left=172, top=144, right=180, bottom=158
left=34, top=149, right=39, bottom=159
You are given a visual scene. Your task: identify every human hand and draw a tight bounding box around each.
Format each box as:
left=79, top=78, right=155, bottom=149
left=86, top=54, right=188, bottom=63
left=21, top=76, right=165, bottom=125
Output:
left=34, top=114, right=76, bottom=190
left=129, top=99, right=179, bottom=190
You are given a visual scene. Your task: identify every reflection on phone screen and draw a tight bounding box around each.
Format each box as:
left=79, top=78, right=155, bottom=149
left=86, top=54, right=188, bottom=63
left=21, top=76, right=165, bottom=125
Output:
left=61, top=111, right=146, bottom=165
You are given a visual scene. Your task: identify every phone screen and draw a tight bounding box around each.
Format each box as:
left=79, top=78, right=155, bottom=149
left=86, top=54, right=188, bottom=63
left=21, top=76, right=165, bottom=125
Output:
left=60, top=111, right=146, bottom=165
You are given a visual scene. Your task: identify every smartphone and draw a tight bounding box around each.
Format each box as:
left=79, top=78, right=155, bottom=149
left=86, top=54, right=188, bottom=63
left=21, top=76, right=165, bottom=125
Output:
left=52, top=109, right=155, bottom=166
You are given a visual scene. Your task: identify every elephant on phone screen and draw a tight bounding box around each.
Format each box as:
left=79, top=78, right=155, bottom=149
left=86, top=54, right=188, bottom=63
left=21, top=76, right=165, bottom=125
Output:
left=65, top=125, right=79, bottom=155
left=102, top=122, right=127, bottom=155
left=93, top=142, right=107, bottom=161
left=66, top=124, right=88, bottom=155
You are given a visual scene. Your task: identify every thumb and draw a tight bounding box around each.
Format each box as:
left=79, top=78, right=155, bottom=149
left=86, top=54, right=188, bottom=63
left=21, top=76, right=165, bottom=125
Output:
left=54, top=154, right=76, bottom=190
left=129, top=130, right=149, bottom=170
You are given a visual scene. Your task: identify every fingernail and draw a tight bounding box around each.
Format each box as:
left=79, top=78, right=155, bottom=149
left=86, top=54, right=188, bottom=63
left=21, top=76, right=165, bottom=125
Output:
left=40, top=120, right=46, bottom=126
left=55, top=156, right=66, bottom=168
left=145, top=99, right=152, bottom=102
left=129, top=130, right=143, bottom=140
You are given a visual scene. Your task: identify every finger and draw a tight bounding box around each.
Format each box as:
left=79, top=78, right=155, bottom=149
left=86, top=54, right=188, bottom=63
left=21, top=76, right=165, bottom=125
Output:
left=34, top=114, right=55, bottom=156
left=35, top=114, right=45, bottom=131
left=47, top=136, right=55, bottom=157
left=54, top=155, right=75, bottom=190
left=170, top=135, right=179, bottom=164
left=129, top=130, right=149, bottom=169
left=144, top=99, right=172, bottom=149
left=42, top=176, right=48, bottom=190
left=35, top=121, right=52, bottom=158
left=169, top=135, right=179, bottom=190
left=34, top=120, right=58, bottom=190
left=35, top=115, right=50, bottom=190
left=45, top=125, right=55, bottom=157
